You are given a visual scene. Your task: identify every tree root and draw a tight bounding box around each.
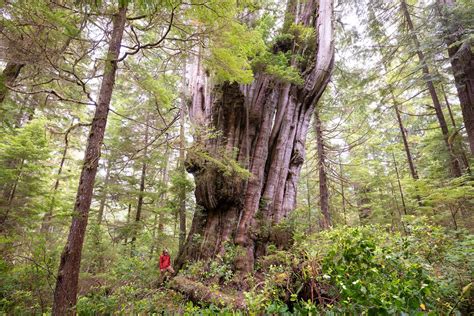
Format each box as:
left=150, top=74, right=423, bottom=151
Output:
left=169, top=276, right=246, bottom=310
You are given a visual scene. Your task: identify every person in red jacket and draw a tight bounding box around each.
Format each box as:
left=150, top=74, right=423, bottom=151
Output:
left=159, top=249, right=175, bottom=274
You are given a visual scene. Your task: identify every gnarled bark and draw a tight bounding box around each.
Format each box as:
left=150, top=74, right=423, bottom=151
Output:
left=176, top=0, right=335, bottom=274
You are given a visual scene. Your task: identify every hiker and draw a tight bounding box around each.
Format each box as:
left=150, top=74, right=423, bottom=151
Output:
left=159, top=249, right=175, bottom=274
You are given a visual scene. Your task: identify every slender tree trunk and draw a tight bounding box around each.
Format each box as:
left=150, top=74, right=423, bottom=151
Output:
left=151, top=149, right=170, bottom=256
left=304, top=164, right=313, bottom=232
left=389, top=180, right=407, bottom=233
left=390, top=92, right=419, bottom=179
left=178, top=71, right=187, bottom=252
left=96, top=160, right=111, bottom=225
left=392, top=153, right=408, bottom=215
left=314, top=106, right=331, bottom=229
left=441, top=85, right=471, bottom=171
left=131, top=114, right=149, bottom=248
left=124, top=203, right=132, bottom=245
left=370, top=9, right=419, bottom=180
left=0, top=159, right=24, bottom=230
left=400, top=0, right=462, bottom=177
left=52, top=5, right=127, bottom=315
left=338, top=155, right=347, bottom=225
left=437, top=0, right=474, bottom=155
left=40, top=129, right=70, bottom=234
left=0, top=62, right=24, bottom=104
left=176, top=0, right=335, bottom=274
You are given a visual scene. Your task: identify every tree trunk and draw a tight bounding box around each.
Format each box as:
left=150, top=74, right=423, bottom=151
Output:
left=441, top=85, right=471, bottom=171
left=314, top=106, right=331, bottom=229
left=370, top=8, right=420, bottom=180
left=131, top=114, right=149, bottom=248
left=178, top=73, right=187, bottom=252
left=338, top=155, right=347, bottom=225
left=176, top=0, right=334, bottom=274
left=151, top=148, right=170, bottom=256
left=437, top=0, right=474, bottom=155
left=392, top=153, right=408, bottom=215
left=400, top=0, right=462, bottom=177
left=394, top=102, right=419, bottom=179
left=40, top=130, right=70, bottom=234
left=52, top=5, right=127, bottom=315
left=0, top=159, right=24, bottom=230
left=0, top=62, right=24, bottom=104
left=96, top=160, right=111, bottom=225
left=304, top=163, right=313, bottom=232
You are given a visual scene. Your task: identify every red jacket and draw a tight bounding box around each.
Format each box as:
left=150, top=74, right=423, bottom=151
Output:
left=159, top=254, right=171, bottom=270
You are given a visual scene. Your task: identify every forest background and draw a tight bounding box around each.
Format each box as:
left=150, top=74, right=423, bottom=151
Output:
left=0, top=0, right=473, bottom=314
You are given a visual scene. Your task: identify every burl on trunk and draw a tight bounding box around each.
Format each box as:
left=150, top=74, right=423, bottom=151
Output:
left=175, top=0, right=335, bottom=273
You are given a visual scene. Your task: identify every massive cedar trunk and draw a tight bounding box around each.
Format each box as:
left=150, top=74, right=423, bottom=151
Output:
left=400, top=0, right=463, bottom=177
left=314, top=106, right=331, bottom=229
left=437, top=0, right=474, bottom=155
left=52, top=5, right=127, bottom=315
left=176, top=0, right=334, bottom=273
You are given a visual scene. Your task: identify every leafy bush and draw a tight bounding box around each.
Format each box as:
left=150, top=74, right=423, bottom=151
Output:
left=244, top=225, right=473, bottom=314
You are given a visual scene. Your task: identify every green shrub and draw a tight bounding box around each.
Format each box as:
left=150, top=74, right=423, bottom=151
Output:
left=245, top=224, right=473, bottom=315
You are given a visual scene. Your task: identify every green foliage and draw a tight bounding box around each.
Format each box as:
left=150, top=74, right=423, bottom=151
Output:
left=0, top=236, right=59, bottom=314
left=0, top=119, right=51, bottom=229
left=243, top=225, right=473, bottom=314
left=181, top=242, right=236, bottom=285
left=137, top=72, right=177, bottom=110
left=208, top=22, right=265, bottom=84
left=313, top=227, right=433, bottom=314
left=189, top=146, right=252, bottom=179
left=185, top=0, right=266, bottom=84
left=252, top=51, right=304, bottom=85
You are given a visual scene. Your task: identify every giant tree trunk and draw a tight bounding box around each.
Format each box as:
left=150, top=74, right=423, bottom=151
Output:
left=437, top=0, right=474, bottom=155
left=400, top=0, right=462, bottom=177
left=52, top=5, right=127, bottom=315
left=176, top=0, right=334, bottom=274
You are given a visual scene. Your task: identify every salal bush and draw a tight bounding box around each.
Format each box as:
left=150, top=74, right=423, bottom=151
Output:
left=245, top=225, right=473, bottom=315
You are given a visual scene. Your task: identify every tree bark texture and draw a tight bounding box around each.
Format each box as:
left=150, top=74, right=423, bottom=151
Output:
left=0, top=62, right=24, bottom=104
left=437, top=0, right=474, bottom=155
left=52, top=5, right=127, bottom=315
left=400, top=0, right=463, bottom=177
left=176, top=0, right=334, bottom=273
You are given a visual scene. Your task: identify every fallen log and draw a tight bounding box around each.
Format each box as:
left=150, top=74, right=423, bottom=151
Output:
left=168, top=276, right=246, bottom=310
